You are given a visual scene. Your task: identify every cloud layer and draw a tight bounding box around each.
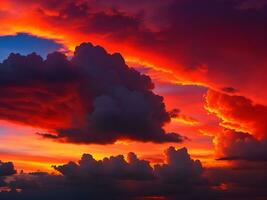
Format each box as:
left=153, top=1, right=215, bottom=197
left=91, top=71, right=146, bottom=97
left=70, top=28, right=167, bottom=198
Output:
left=2, top=146, right=266, bottom=200
left=0, top=147, right=207, bottom=199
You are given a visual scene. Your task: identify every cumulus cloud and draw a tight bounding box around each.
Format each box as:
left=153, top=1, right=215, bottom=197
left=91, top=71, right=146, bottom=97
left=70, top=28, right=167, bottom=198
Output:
left=155, top=147, right=202, bottom=184
left=54, top=146, right=203, bottom=184
left=205, top=89, right=267, bottom=161
left=215, top=129, right=267, bottom=161
left=0, top=147, right=207, bottom=199
left=0, top=42, right=183, bottom=144
left=53, top=152, right=154, bottom=181
left=1, top=149, right=266, bottom=200
left=1, top=147, right=266, bottom=200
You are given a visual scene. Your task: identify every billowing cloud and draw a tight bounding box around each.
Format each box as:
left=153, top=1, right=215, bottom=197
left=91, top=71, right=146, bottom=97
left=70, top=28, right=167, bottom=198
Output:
left=54, top=146, right=203, bottom=183
left=154, top=147, right=202, bottom=184
left=215, top=129, right=267, bottom=161
left=0, top=42, right=183, bottom=144
left=1, top=149, right=267, bottom=200
left=205, top=89, right=267, bottom=140
left=54, top=152, right=154, bottom=181
left=0, top=146, right=207, bottom=199
left=1, top=147, right=266, bottom=200
left=205, top=89, right=267, bottom=161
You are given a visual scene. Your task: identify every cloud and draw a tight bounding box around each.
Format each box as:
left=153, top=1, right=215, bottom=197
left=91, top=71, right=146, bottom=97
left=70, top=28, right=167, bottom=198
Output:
left=1, top=0, right=267, bottom=106
left=215, top=129, right=267, bottom=161
left=0, top=161, right=16, bottom=187
left=205, top=89, right=267, bottom=161
left=0, top=42, right=183, bottom=144
left=154, top=147, right=203, bottom=184
left=28, top=0, right=267, bottom=104
left=205, top=165, right=267, bottom=200
left=53, top=146, right=203, bottom=183
left=0, top=146, right=207, bottom=199
left=205, top=89, right=267, bottom=140
left=1, top=147, right=266, bottom=200
left=53, top=152, right=154, bottom=181
left=0, top=161, right=16, bottom=177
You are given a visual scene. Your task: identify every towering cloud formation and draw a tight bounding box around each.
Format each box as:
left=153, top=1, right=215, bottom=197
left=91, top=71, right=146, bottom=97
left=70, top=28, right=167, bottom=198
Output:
left=0, top=43, right=183, bottom=144
left=155, top=147, right=202, bottom=184
left=205, top=89, right=267, bottom=161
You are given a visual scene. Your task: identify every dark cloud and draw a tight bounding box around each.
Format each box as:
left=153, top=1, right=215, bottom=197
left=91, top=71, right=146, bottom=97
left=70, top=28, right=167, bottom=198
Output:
left=36, top=0, right=148, bottom=41
left=0, top=42, right=183, bottom=144
left=0, top=161, right=16, bottom=187
left=155, top=147, right=203, bottom=184
left=205, top=165, right=267, bottom=200
left=216, top=129, right=267, bottom=161
left=53, top=152, right=154, bottom=181
left=149, top=0, right=267, bottom=105
left=53, top=146, right=202, bottom=183
left=1, top=147, right=266, bottom=200
left=222, top=87, right=238, bottom=94
left=0, top=147, right=208, bottom=200
left=0, top=161, right=16, bottom=177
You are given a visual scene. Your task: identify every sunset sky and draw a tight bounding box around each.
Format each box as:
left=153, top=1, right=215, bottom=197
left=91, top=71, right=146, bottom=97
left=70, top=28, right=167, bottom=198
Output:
left=0, top=0, right=267, bottom=199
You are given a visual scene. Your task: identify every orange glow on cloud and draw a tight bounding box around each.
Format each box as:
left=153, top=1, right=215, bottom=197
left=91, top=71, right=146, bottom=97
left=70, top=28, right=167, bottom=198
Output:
left=0, top=0, right=206, bottom=90
left=205, top=89, right=267, bottom=140
left=172, top=115, right=199, bottom=126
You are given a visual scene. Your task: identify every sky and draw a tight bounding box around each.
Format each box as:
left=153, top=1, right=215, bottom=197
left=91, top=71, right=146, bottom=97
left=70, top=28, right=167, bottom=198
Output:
left=0, top=0, right=267, bottom=199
